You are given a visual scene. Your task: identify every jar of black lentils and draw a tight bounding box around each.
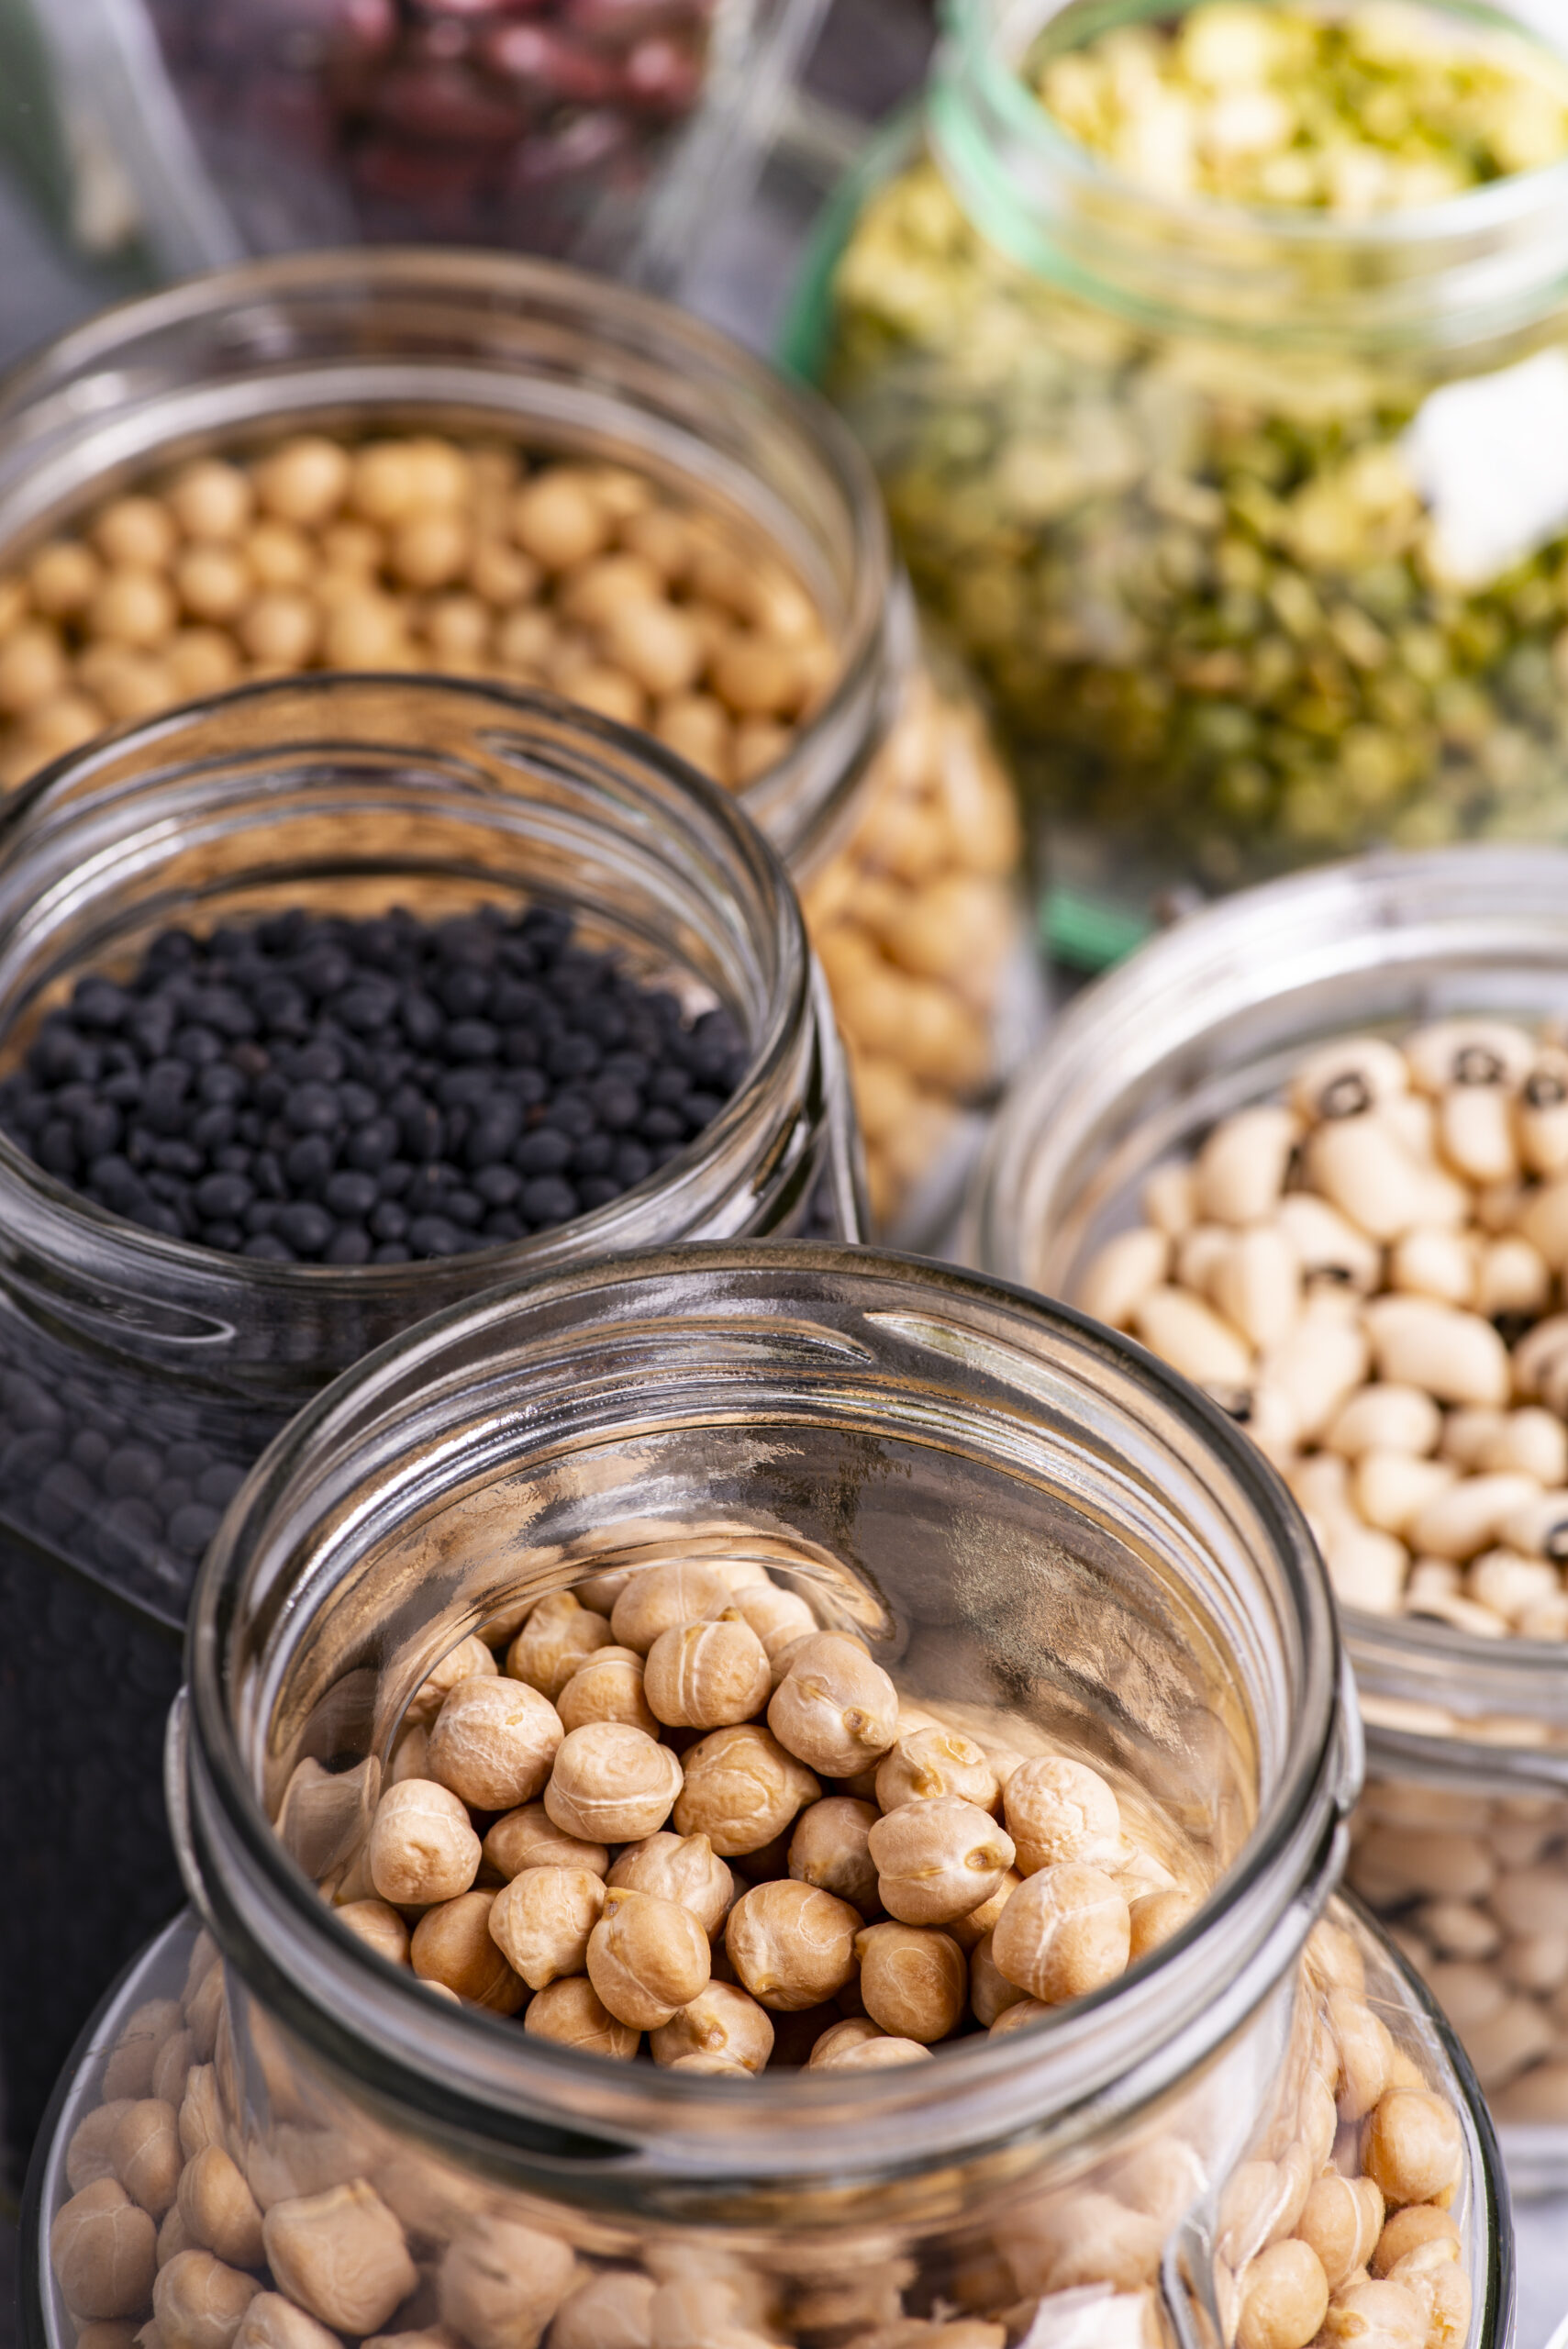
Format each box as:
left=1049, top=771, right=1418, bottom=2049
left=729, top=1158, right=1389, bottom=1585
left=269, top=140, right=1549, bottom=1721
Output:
left=790, top=0, right=1568, bottom=965
left=0, top=670, right=854, bottom=2184
left=0, top=248, right=1033, bottom=1241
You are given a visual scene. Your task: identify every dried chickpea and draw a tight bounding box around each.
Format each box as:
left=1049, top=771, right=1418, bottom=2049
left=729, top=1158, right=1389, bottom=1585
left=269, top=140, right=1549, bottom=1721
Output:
left=607, top=1831, right=735, bottom=1936
left=1236, top=2240, right=1330, bottom=2349
left=238, top=592, right=317, bottom=669
left=725, top=1880, right=862, bottom=2010
left=725, top=1579, right=817, bottom=1663
left=817, top=2033, right=933, bottom=2071
left=947, top=1869, right=1021, bottom=1954
left=85, top=570, right=176, bottom=651
left=587, top=1887, right=713, bottom=2029
left=557, top=1647, right=659, bottom=1737
left=969, top=1932, right=1027, bottom=2028
left=990, top=1865, right=1131, bottom=2004
left=767, top=1632, right=898, bottom=1777
left=545, top=1721, right=683, bottom=1842
left=609, top=1561, right=739, bottom=1653
left=232, top=2296, right=339, bottom=2349
left=405, top=1632, right=497, bottom=1727
left=253, top=439, right=350, bottom=528
left=524, top=1976, right=640, bottom=2059
left=854, top=1922, right=968, bottom=2043
left=551, top=2270, right=656, bottom=2349
left=321, top=594, right=409, bottom=669
left=1129, top=1886, right=1200, bottom=1963
left=50, top=2180, right=158, bottom=2321
left=1003, top=1758, right=1121, bottom=1875
left=427, top=1674, right=563, bottom=1810
left=788, top=1798, right=880, bottom=1911
left=177, top=2069, right=222, bottom=2163
left=174, top=548, right=250, bottom=625
left=104, top=2000, right=183, bottom=2100
left=390, top=510, right=469, bottom=590
left=69, top=2102, right=133, bottom=2192
left=469, top=538, right=540, bottom=607
left=153, top=2251, right=260, bottom=2349
left=167, top=460, right=252, bottom=542
left=508, top=1590, right=616, bottom=1698
left=1360, top=2088, right=1463, bottom=2207
left=411, top=1889, right=528, bottom=2010
left=165, top=630, right=242, bottom=698
left=176, top=2148, right=264, bottom=2271
left=867, top=1797, right=1015, bottom=1927
left=874, top=1726, right=999, bottom=1814
left=1298, top=2175, right=1386, bottom=2291
left=651, top=1981, right=775, bottom=2072
left=335, top=1898, right=410, bottom=1968
left=30, top=540, right=102, bottom=618
left=263, top=2182, right=417, bottom=2336
left=643, top=1617, right=772, bottom=1731
left=512, top=473, right=611, bottom=571
left=1373, top=2206, right=1458, bottom=2276
left=487, top=1865, right=606, bottom=1989
left=0, top=621, right=69, bottom=713
left=483, top=1801, right=608, bottom=1882
left=94, top=497, right=176, bottom=572
left=673, top=1724, right=819, bottom=1855
left=439, top=2220, right=578, bottom=2349
left=367, top=1778, right=482, bottom=1907
left=808, top=2016, right=884, bottom=2065
left=113, top=2099, right=181, bottom=2219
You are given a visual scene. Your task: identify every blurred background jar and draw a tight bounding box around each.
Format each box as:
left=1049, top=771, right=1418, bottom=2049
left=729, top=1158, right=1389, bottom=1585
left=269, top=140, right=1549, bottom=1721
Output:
left=0, top=250, right=1033, bottom=1241
left=0, top=0, right=830, bottom=293
left=0, top=673, right=854, bottom=2192
left=789, top=0, right=1568, bottom=967
left=965, top=844, right=1568, bottom=2193
left=28, top=1244, right=1509, bottom=2349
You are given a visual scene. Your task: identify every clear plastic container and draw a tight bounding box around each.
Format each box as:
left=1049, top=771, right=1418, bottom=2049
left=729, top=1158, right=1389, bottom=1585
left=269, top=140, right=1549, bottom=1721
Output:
left=966, top=843, right=1568, bottom=2191
left=0, top=672, right=855, bottom=2188
left=29, top=1244, right=1510, bottom=2349
left=787, top=0, right=1568, bottom=967
left=17, top=0, right=827, bottom=290
left=0, top=250, right=1034, bottom=1241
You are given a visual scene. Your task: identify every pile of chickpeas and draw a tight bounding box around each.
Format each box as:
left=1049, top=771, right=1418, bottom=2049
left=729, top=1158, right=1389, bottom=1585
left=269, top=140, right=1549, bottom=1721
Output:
left=47, top=1554, right=1473, bottom=2349
left=0, top=431, right=1021, bottom=1229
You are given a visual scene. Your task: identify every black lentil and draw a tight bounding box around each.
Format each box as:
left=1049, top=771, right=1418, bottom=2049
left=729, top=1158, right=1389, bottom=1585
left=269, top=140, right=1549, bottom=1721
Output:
left=0, top=903, right=749, bottom=1261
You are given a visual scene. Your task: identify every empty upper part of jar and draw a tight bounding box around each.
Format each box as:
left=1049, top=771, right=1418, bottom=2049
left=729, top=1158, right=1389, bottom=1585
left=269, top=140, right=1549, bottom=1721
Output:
left=177, top=1242, right=1349, bottom=2205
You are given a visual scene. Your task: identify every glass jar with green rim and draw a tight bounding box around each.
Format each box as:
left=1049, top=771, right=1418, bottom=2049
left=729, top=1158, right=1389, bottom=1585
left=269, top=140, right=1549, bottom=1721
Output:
left=786, top=0, right=1568, bottom=966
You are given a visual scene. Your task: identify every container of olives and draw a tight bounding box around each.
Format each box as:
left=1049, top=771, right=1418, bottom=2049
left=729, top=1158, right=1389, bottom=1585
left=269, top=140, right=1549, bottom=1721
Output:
left=966, top=843, right=1568, bottom=2190
left=28, top=1244, right=1510, bottom=2349
left=790, top=0, right=1568, bottom=964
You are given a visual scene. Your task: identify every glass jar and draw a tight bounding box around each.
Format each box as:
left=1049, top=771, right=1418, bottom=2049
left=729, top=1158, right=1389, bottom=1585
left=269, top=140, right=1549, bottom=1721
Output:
left=28, top=1243, right=1510, bottom=2349
left=0, top=249, right=1034, bottom=1242
left=16, top=0, right=826, bottom=291
left=0, top=671, right=854, bottom=2188
left=788, top=0, right=1568, bottom=967
left=966, top=842, right=1568, bottom=2191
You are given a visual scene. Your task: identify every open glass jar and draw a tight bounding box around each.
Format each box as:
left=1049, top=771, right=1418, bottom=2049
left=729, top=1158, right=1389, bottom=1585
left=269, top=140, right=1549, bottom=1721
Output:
left=966, top=844, right=1568, bottom=2191
left=790, top=0, right=1568, bottom=966
left=26, top=1244, right=1510, bottom=2349
left=0, top=673, right=853, bottom=2186
left=0, top=248, right=1031, bottom=1241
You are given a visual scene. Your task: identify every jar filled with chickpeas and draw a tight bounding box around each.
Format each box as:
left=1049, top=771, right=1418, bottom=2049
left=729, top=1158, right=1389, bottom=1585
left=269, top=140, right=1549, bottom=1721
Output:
left=0, top=248, right=1034, bottom=1243
left=968, top=842, right=1568, bottom=2189
left=30, top=1244, right=1508, bottom=2349
left=788, top=0, right=1568, bottom=965
left=0, top=673, right=857, bottom=2193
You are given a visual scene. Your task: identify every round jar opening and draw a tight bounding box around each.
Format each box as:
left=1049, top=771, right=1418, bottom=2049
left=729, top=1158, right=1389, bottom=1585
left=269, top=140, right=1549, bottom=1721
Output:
left=181, top=1244, right=1347, bottom=2198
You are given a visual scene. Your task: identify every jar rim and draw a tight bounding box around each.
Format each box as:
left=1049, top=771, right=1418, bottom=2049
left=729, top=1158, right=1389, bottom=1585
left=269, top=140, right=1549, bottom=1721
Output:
left=0, top=245, right=898, bottom=871
left=930, top=0, right=1568, bottom=346
left=178, top=1241, right=1352, bottom=2202
left=964, top=841, right=1568, bottom=1754
left=0, top=674, right=825, bottom=1310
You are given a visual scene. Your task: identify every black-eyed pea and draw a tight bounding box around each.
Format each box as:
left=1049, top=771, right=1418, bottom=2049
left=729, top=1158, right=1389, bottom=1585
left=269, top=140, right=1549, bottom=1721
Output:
left=1496, top=1485, right=1568, bottom=1564
left=1272, top=1194, right=1380, bottom=1293
left=1207, top=1226, right=1301, bottom=1351
left=1415, top=1898, right=1499, bottom=1960
left=1473, top=1406, right=1566, bottom=1485
left=1288, top=1038, right=1408, bottom=1123
left=1518, top=1177, right=1568, bottom=1271
left=1298, top=2175, right=1385, bottom=2293
left=1003, top=1756, right=1120, bottom=1875
left=367, top=1779, right=481, bottom=1907
left=550, top=2270, right=656, bottom=2349
left=1193, top=1105, right=1299, bottom=1227
left=1264, top=1311, right=1372, bottom=1443
left=1318, top=1520, right=1407, bottom=1613
left=506, top=1591, right=615, bottom=1698
left=1326, top=1386, right=1442, bottom=1460
left=50, top=2178, right=157, bottom=2321
left=1500, top=1928, right=1568, bottom=1994
left=1407, top=1469, right=1540, bottom=1561
left=152, top=2252, right=260, bottom=2349
left=1142, top=1162, right=1195, bottom=1239
left=651, top=1980, right=775, bottom=2071
left=1518, top=1052, right=1568, bottom=1176
left=1305, top=1117, right=1464, bottom=1244
left=1351, top=1452, right=1455, bottom=1538
left=725, top=1880, right=860, bottom=2013
left=1491, top=2058, right=1568, bottom=2121
left=1406, top=1020, right=1533, bottom=1097
left=608, top=1831, right=735, bottom=1936
left=558, top=1648, right=660, bottom=1737
left=176, top=2147, right=264, bottom=2270
left=1489, top=1859, right=1568, bottom=1936
left=1173, top=1223, right=1234, bottom=1294
left=1077, top=1227, right=1171, bottom=1330
left=1387, top=1228, right=1477, bottom=1308
left=989, top=1865, right=1130, bottom=2004
left=1132, top=1286, right=1251, bottom=1388
left=1421, top=1959, right=1505, bottom=2034
left=1360, top=2088, right=1464, bottom=2207
left=1235, top=2239, right=1329, bottom=2349
left=1465, top=1547, right=1560, bottom=1623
